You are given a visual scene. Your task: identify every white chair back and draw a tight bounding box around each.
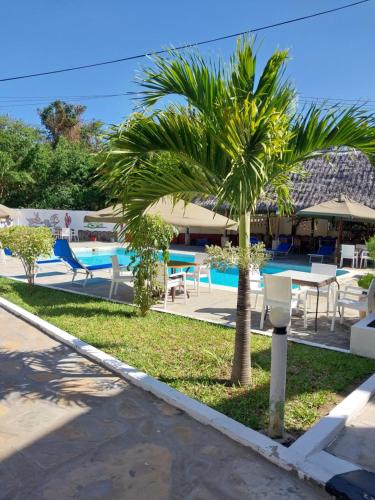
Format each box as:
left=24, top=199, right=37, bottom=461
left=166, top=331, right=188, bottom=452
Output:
left=61, top=228, right=70, bottom=241
left=367, top=279, right=375, bottom=314
left=195, top=253, right=207, bottom=265
left=341, top=244, right=355, bottom=259
left=250, top=269, right=262, bottom=291
left=111, top=255, right=121, bottom=278
left=263, top=274, right=292, bottom=306
left=311, top=263, right=337, bottom=277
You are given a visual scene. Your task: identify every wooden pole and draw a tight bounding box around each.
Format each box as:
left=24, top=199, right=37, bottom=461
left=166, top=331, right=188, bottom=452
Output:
left=336, top=219, right=343, bottom=265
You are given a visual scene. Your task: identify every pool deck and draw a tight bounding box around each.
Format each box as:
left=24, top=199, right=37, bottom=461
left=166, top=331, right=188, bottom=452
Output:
left=0, top=243, right=367, bottom=352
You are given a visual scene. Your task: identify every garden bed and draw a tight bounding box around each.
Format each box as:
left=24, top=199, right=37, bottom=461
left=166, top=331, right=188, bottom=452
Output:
left=0, top=277, right=374, bottom=437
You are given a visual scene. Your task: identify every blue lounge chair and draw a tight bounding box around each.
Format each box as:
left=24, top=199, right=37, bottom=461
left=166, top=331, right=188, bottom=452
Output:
left=250, top=237, right=259, bottom=246
left=35, top=254, right=62, bottom=276
left=308, top=245, right=335, bottom=263
left=53, top=239, right=112, bottom=286
left=266, top=242, right=293, bottom=259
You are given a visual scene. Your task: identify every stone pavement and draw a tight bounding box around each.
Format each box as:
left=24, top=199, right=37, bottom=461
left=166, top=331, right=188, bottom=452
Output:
left=0, top=252, right=359, bottom=350
left=326, top=396, right=375, bottom=474
left=0, top=308, right=329, bottom=499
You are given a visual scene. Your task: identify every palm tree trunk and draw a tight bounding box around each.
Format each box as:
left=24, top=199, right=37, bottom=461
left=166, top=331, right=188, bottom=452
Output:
left=231, top=212, right=251, bottom=385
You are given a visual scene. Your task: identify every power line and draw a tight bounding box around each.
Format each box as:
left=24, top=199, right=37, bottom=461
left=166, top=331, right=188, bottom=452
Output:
left=1, top=93, right=375, bottom=110
left=299, top=95, right=375, bottom=104
left=0, top=0, right=371, bottom=83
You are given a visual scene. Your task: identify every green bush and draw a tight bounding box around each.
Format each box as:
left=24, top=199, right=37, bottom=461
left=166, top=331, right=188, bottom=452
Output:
left=0, top=226, right=53, bottom=285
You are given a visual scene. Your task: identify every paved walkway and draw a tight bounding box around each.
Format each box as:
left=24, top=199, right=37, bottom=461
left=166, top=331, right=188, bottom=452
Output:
left=0, top=308, right=328, bottom=499
left=0, top=252, right=360, bottom=350
left=326, top=396, right=375, bottom=474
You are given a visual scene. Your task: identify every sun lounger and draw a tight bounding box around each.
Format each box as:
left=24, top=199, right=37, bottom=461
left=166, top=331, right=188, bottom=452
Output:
left=308, top=244, right=335, bottom=263
left=53, top=239, right=112, bottom=286
left=266, top=242, right=292, bottom=259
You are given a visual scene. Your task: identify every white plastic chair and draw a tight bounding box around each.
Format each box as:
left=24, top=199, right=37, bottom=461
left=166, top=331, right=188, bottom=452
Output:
left=156, top=262, right=187, bottom=309
left=185, top=253, right=211, bottom=295
left=331, top=279, right=375, bottom=331
left=306, top=263, right=337, bottom=315
left=340, top=244, right=358, bottom=268
left=61, top=227, right=71, bottom=241
left=260, top=274, right=307, bottom=330
left=70, top=229, right=79, bottom=242
left=109, top=255, right=133, bottom=299
left=250, top=268, right=263, bottom=308
left=360, top=250, right=373, bottom=268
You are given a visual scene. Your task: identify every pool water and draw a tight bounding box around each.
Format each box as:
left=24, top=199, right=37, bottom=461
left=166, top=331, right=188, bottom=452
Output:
left=75, top=247, right=347, bottom=289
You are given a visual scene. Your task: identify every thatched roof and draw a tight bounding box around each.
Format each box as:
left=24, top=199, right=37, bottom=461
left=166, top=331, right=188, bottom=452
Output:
left=196, top=151, right=375, bottom=214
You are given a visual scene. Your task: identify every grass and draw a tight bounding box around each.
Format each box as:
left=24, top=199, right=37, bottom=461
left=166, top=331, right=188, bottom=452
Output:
left=1, top=277, right=374, bottom=436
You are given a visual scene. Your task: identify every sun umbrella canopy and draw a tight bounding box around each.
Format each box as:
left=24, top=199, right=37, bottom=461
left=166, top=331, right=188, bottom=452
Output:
left=297, top=196, right=375, bottom=222
left=0, top=204, right=16, bottom=219
left=84, top=197, right=238, bottom=230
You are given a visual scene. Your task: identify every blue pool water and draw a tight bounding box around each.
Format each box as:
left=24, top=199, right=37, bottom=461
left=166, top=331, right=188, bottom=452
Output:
left=75, top=247, right=347, bottom=288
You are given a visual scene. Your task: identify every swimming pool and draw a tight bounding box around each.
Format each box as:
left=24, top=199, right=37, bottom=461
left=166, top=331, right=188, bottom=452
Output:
left=75, top=247, right=348, bottom=288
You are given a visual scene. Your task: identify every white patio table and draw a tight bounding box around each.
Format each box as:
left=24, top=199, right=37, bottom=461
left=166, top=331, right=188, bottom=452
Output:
left=274, top=270, right=339, bottom=331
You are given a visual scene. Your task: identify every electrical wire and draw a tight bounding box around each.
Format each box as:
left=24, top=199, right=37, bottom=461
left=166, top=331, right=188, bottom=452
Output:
left=0, top=0, right=371, bottom=83
left=0, top=93, right=375, bottom=111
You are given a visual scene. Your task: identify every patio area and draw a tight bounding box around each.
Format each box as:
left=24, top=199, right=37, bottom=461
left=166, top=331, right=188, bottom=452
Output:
left=0, top=245, right=363, bottom=351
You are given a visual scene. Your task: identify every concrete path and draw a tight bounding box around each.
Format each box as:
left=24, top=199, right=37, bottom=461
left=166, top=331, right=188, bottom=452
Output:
left=327, top=396, right=375, bottom=474
left=0, top=308, right=329, bottom=499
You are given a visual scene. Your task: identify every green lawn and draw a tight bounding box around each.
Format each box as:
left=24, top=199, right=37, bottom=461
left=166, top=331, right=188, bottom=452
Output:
left=1, top=277, right=374, bottom=436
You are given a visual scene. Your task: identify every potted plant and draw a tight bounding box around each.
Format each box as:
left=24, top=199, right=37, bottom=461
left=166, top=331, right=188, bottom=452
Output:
left=357, top=273, right=375, bottom=290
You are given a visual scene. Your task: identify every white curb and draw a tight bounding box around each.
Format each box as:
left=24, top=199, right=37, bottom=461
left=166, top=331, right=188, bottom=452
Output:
left=290, top=373, right=375, bottom=459
left=0, top=297, right=296, bottom=472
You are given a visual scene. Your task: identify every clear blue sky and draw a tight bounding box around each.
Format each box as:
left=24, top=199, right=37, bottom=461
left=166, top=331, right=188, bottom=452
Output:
left=1, top=0, right=374, bottom=127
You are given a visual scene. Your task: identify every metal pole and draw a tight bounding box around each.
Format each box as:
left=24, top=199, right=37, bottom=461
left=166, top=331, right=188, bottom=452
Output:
left=268, top=308, right=290, bottom=438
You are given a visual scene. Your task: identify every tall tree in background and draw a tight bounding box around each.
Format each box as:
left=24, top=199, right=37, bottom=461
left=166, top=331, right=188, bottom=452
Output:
left=0, top=116, right=41, bottom=202
left=81, top=119, right=104, bottom=150
left=99, top=39, right=375, bottom=385
left=0, top=115, right=105, bottom=210
left=39, top=100, right=86, bottom=146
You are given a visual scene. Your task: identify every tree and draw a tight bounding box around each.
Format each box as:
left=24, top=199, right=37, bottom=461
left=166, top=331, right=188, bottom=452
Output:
left=0, top=116, right=41, bottom=203
left=128, top=214, right=178, bottom=316
left=100, top=39, right=375, bottom=384
left=0, top=226, right=53, bottom=286
left=39, top=100, right=86, bottom=146
left=81, top=120, right=104, bottom=150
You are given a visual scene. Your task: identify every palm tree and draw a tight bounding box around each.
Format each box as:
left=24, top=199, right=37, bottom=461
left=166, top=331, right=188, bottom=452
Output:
left=99, top=39, right=375, bottom=385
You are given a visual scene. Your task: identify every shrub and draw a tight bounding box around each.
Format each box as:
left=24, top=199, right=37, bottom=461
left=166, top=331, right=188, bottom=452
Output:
left=206, top=241, right=268, bottom=271
left=357, top=273, right=375, bottom=290
left=127, top=215, right=178, bottom=316
left=366, top=236, right=375, bottom=261
left=0, top=226, right=53, bottom=286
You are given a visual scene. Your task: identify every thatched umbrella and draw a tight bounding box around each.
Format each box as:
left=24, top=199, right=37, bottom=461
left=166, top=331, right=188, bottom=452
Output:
left=0, top=204, right=16, bottom=219
left=85, top=197, right=238, bottom=230
left=297, top=195, right=375, bottom=261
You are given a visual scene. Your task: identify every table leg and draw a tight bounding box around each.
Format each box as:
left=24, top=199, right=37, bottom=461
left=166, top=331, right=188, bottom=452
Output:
left=315, top=285, right=319, bottom=332
left=171, top=287, right=176, bottom=302
left=334, top=278, right=341, bottom=317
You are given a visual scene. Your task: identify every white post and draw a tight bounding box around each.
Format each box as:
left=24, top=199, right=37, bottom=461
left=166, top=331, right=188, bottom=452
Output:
left=268, top=307, right=290, bottom=438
